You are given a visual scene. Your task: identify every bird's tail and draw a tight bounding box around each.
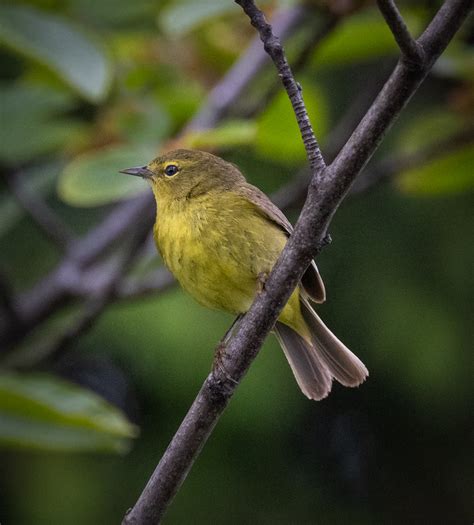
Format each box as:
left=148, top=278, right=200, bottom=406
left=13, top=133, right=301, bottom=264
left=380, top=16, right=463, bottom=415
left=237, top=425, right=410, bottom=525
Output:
left=274, top=298, right=368, bottom=400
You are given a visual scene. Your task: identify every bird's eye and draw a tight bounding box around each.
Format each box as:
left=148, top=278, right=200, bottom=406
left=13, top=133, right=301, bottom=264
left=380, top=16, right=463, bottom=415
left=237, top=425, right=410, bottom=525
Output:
left=164, top=164, right=179, bottom=177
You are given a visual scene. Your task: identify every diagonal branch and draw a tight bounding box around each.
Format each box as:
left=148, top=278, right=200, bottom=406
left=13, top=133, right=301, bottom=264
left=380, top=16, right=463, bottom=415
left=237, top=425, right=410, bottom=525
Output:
left=376, top=0, right=425, bottom=67
left=41, top=218, right=152, bottom=365
left=273, top=66, right=391, bottom=211
left=112, top=123, right=474, bottom=308
left=115, top=267, right=175, bottom=300
left=122, top=1, right=472, bottom=523
left=6, top=171, right=75, bottom=250
left=0, top=196, right=156, bottom=351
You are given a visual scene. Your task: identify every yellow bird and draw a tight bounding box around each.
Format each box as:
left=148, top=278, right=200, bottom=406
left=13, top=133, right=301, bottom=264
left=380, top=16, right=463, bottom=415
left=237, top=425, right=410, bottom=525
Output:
left=121, top=150, right=367, bottom=400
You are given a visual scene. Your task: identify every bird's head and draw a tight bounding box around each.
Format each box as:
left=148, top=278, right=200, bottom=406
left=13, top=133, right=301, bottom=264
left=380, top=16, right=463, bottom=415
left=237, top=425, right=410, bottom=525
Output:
left=120, top=149, right=245, bottom=202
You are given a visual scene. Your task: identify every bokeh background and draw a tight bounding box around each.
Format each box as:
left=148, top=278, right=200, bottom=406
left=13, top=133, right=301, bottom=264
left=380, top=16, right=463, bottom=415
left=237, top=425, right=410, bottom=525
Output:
left=0, top=1, right=472, bottom=524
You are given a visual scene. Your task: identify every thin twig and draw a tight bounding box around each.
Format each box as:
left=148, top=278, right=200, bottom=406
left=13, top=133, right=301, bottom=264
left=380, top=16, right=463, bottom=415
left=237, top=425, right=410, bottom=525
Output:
left=190, top=5, right=306, bottom=129
left=240, top=13, right=341, bottom=119
left=273, top=65, right=391, bottom=211
left=122, top=1, right=472, bottom=523
left=235, top=0, right=326, bottom=174
left=5, top=171, right=75, bottom=250
left=376, top=0, right=425, bottom=67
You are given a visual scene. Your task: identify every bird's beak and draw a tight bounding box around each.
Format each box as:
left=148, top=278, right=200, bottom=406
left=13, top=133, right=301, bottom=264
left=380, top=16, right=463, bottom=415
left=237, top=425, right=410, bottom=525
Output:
left=119, top=165, right=153, bottom=179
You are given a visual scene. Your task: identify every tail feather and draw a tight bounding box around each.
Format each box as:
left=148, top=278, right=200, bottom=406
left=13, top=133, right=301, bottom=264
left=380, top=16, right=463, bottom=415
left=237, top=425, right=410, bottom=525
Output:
left=274, top=299, right=368, bottom=400
left=300, top=297, right=368, bottom=388
left=275, top=322, right=332, bottom=400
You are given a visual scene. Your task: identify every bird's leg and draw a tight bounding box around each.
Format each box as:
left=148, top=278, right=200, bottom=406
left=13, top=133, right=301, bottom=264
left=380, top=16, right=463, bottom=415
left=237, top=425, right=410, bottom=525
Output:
left=212, top=314, right=243, bottom=384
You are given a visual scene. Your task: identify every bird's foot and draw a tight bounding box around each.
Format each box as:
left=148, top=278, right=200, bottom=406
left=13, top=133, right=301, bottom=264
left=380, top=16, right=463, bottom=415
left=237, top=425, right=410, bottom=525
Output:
left=257, top=272, right=268, bottom=294
left=212, top=342, right=238, bottom=385
left=211, top=314, right=243, bottom=384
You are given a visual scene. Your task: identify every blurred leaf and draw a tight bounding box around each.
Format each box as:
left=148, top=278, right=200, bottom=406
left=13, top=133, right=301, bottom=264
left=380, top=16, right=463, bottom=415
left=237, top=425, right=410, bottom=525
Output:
left=159, top=0, right=238, bottom=36
left=0, top=162, right=61, bottom=238
left=397, top=145, right=474, bottom=195
left=58, top=144, right=155, bottom=207
left=152, top=69, right=203, bottom=126
left=181, top=120, right=256, bottom=150
left=116, top=98, right=171, bottom=146
left=313, top=10, right=423, bottom=67
left=434, top=40, right=474, bottom=81
left=69, top=0, right=156, bottom=28
left=0, top=372, right=138, bottom=453
left=0, top=5, right=112, bottom=102
left=397, top=110, right=465, bottom=155
left=255, top=83, right=328, bottom=165
left=0, top=83, right=85, bottom=164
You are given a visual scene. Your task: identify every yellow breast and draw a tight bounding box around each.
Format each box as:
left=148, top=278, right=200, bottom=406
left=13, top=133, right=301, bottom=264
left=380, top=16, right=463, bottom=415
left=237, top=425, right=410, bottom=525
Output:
left=154, top=191, right=288, bottom=315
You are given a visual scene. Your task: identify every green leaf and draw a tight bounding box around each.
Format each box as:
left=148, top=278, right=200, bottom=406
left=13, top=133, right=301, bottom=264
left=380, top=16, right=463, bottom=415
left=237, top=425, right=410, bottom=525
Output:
left=182, top=120, right=256, bottom=150
left=0, top=83, right=86, bottom=165
left=313, top=10, right=423, bottom=67
left=397, top=110, right=465, bottom=155
left=69, top=0, right=156, bottom=28
left=159, top=0, right=238, bottom=36
left=0, top=372, right=138, bottom=453
left=255, top=83, right=328, bottom=165
left=58, top=144, right=155, bottom=207
left=0, top=5, right=112, bottom=102
left=397, top=146, right=474, bottom=195
left=155, top=79, right=204, bottom=127
left=116, top=98, right=171, bottom=147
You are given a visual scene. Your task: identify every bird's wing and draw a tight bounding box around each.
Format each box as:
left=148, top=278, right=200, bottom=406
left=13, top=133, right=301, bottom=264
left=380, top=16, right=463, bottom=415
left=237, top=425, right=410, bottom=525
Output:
left=238, top=183, right=293, bottom=232
left=238, top=183, right=326, bottom=303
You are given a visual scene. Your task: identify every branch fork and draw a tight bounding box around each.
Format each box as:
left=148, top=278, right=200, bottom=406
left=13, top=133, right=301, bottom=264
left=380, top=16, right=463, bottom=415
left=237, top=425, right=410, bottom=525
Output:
left=376, top=0, right=426, bottom=69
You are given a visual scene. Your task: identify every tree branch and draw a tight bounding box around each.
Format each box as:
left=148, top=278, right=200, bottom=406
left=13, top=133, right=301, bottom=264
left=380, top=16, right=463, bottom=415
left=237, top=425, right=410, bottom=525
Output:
left=115, top=267, right=175, bottom=301
left=122, top=1, right=472, bottom=523
left=189, top=5, right=306, bottom=129
left=240, top=13, right=341, bottom=119
left=376, top=0, right=425, bottom=67
left=235, top=0, right=326, bottom=174
left=105, top=124, right=474, bottom=312
left=5, top=170, right=75, bottom=250
left=0, top=196, right=156, bottom=351
left=41, top=218, right=151, bottom=365
left=273, top=66, right=391, bottom=211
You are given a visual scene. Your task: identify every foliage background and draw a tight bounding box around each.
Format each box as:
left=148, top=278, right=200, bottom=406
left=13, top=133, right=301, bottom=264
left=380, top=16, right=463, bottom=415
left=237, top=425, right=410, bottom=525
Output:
left=0, top=0, right=472, bottom=523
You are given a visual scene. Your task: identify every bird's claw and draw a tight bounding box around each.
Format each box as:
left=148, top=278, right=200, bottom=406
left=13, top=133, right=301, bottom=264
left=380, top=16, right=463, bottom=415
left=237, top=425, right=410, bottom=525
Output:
left=212, top=342, right=238, bottom=384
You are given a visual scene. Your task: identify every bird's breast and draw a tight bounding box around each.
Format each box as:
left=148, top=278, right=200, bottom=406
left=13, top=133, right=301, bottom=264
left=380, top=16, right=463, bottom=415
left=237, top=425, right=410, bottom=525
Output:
left=154, top=195, right=286, bottom=314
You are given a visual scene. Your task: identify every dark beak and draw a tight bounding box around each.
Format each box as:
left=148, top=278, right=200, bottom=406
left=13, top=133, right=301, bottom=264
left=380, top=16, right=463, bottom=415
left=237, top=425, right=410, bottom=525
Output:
left=119, top=165, right=153, bottom=179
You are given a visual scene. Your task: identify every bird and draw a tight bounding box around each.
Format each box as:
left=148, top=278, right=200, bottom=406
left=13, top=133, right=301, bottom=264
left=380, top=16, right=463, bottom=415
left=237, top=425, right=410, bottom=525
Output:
left=120, top=149, right=368, bottom=400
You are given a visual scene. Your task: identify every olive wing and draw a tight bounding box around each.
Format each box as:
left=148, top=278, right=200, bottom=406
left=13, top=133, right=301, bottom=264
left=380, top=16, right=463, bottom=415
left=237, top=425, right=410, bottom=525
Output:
left=238, top=183, right=326, bottom=303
